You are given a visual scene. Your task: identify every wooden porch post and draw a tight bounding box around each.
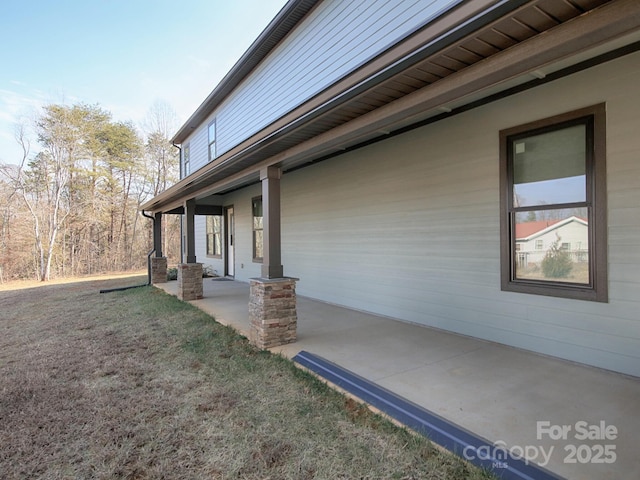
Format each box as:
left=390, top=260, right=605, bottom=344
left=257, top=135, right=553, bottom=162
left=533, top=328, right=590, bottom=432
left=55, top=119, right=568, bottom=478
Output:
left=184, top=198, right=196, bottom=264
left=154, top=212, right=163, bottom=257
left=260, top=166, right=283, bottom=279
left=250, top=166, right=297, bottom=349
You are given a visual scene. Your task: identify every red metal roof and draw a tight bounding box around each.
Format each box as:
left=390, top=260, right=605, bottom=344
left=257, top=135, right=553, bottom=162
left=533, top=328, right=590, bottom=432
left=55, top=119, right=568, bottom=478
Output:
left=515, top=219, right=562, bottom=239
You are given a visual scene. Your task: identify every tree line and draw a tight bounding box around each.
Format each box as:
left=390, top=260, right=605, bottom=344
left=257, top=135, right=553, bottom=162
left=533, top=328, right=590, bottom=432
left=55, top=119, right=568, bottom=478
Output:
left=0, top=102, right=181, bottom=282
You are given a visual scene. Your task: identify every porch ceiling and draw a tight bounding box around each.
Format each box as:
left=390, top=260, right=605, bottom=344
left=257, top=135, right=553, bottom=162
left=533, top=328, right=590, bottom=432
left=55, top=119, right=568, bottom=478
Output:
left=142, top=0, right=640, bottom=214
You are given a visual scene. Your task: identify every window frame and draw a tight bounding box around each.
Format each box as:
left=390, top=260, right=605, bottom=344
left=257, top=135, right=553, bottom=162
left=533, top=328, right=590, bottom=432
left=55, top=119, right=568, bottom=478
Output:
left=208, top=120, right=217, bottom=162
left=499, top=104, right=607, bottom=302
left=182, top=143, right=190, bottom=178
left=252, top=196, right=263, bottom=262
left=205, top=215, right=222, bottom=258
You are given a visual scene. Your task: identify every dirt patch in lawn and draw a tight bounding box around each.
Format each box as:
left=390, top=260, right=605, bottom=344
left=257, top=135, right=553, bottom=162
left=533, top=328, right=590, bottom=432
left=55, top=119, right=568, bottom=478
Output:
left=0, top=275, right=491, bottom=479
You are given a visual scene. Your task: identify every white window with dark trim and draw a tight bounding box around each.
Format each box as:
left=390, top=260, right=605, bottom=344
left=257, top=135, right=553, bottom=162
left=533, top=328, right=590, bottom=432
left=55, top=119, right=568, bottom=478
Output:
left=208, top=120, right=216, bottom=161
left=252, top=197, right=263, bottom=262
left=183, top=143, right=190, bottom=177
left=206, top=215, right=222, bottom=257
left=500, top=104, right=607, bottom=302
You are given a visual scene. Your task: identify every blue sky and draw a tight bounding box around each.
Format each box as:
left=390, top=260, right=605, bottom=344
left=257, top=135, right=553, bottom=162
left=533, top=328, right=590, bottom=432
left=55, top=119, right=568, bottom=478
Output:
left=0, top=0, right=288, bottom=164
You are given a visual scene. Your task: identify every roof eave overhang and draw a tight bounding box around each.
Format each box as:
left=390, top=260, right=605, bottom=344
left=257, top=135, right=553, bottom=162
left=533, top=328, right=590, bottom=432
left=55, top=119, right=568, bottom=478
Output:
left=143, top=0, right=640, bottom=214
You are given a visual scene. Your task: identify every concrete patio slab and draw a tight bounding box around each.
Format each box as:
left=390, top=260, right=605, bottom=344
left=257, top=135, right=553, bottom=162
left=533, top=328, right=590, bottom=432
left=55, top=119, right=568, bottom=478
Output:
left=156, top=278, right=640, bottom=480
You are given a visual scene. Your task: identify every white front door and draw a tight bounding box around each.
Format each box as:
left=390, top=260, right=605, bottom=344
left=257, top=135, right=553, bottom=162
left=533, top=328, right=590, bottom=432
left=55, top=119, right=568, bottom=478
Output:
left=226, top=207, right=234, bottom=277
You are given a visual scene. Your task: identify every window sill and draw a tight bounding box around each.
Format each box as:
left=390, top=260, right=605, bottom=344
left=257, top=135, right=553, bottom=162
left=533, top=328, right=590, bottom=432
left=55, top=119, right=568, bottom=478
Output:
left=502, top=280, right=607, bottom=302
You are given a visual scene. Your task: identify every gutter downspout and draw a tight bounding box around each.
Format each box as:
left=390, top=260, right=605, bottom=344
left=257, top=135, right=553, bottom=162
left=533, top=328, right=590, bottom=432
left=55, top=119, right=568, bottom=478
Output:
left=173, top=142, right=182, bottom=179
left=141, top=210, right=157, bottom=286
left=99, top=210, right=156, bottom=293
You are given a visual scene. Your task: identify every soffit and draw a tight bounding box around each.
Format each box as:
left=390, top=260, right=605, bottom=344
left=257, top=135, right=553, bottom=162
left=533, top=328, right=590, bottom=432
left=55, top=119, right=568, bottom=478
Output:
left=144, top=0, right=639, bottom=212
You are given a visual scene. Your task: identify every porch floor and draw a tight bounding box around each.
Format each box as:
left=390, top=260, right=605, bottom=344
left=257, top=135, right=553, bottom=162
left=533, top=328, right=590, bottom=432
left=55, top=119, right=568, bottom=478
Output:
left=157, top=278, right=639, bottom=480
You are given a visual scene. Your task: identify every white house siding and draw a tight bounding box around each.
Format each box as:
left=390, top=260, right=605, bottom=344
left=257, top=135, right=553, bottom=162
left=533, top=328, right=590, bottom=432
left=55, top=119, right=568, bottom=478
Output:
left=183, top=0, right=458, bottom=173
left=518, top=220, right=588, bottom=265
left=200, top=52, right=640, bottom=377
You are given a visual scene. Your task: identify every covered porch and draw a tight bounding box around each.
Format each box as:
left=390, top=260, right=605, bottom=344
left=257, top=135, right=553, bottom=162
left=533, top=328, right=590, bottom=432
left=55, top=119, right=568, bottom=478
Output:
left=156, top=277, right=639, bottom=480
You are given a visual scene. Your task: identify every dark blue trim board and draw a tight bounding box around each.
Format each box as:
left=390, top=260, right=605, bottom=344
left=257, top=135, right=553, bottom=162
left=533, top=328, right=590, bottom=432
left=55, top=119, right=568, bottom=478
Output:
left=293, top=351, right=564, bottom=480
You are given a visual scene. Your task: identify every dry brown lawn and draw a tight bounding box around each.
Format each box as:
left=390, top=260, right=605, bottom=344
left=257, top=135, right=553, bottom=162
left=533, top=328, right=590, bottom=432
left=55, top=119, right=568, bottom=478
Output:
left=0, top=275, right=491, bottom=479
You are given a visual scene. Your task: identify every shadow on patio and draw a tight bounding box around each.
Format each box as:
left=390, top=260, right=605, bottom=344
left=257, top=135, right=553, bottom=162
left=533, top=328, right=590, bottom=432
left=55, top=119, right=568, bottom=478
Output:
left=157, top=277, right=639, bottom=480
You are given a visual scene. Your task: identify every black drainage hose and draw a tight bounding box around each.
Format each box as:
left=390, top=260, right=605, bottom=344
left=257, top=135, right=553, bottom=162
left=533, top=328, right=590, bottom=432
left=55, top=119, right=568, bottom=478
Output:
left=99, top=283, right=149, bottom=294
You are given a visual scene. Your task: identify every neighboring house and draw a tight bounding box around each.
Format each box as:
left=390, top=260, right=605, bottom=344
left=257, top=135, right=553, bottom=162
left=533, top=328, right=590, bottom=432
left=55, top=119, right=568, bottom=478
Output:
left=142, top=0, right=640, bottom=377
left=515, top=216, right=589, bottom=267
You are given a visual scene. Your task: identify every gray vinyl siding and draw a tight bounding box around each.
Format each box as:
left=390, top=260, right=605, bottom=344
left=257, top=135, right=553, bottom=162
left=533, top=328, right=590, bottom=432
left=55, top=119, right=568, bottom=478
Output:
left=185, top=127, right=209, bottom=173
left=200, top=52, right=640, bottom=377
left=183, top=0, right=458, bottom=173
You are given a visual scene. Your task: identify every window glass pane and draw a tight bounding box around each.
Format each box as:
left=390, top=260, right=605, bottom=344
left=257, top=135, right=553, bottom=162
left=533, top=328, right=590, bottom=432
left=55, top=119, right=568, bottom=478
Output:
left=214, top=233, right=222, bottom=256
left=183, top=145, right=190, bottom=176
left=252, top=198, right=263, bottom=260
left=208, top=122, right=216, bottom=141
left=514, top=208, right=589, bottom=284
left=254, top=230, right=263, bottom=259
left=513, top=124, right=586, bottom=207
left=206, top=234, right=214, bottom=255
left=253, top=199, right=263, bottom=229
left=206, top=216, right=222, bottom=256
left=252, top=199, right=262, bottom=216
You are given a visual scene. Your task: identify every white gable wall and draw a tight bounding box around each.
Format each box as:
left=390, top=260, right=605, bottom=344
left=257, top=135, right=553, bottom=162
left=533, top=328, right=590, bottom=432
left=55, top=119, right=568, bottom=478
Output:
left=199, top=51, right=640, bottom=377
left=519, top=221, right=589, bottom=268
left=183, top=0, right=459, bottom=173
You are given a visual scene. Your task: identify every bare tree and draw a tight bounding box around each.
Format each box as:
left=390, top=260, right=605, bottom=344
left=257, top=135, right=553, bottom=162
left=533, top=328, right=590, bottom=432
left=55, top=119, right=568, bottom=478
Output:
left=140, top=100, right=181, bottom=263
left=0, top=122, right=70, bottom=281
left=1, top=101, right=182, bottom=281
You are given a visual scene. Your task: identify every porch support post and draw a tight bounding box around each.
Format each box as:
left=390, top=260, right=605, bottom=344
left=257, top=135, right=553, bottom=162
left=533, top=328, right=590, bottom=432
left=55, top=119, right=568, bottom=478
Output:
left=177, top=198, right=202, bottom=300
left=184, top=198, right=197, bottom=264
left=260, top=166, right=283, bottom=279
left=154, top=212, right=163, bottom=257
left=150, top=212, right=167, bottom=284
left=250, top=166, right=297, bottom=349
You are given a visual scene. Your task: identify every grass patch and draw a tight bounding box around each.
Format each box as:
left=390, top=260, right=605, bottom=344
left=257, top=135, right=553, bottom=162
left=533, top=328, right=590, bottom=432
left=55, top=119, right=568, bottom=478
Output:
left=0, top=275, right=493, bottom=479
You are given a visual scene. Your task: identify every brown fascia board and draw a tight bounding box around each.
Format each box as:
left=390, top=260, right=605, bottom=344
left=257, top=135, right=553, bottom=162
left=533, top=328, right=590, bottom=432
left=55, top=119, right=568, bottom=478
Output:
left=171, top=0, right=321, bottom=145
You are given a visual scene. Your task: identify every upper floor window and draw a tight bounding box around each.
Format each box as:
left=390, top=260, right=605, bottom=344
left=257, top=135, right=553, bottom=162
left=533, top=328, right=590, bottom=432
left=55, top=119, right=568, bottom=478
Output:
left=208, top=120, right=216, bottom=161
left=252, top=197, right=263, bottom=262
left=500, top=104, right=607, bottom=302
left=183, top=144, right=190, bottom=178
left=206, top=215, right=222, bottom=257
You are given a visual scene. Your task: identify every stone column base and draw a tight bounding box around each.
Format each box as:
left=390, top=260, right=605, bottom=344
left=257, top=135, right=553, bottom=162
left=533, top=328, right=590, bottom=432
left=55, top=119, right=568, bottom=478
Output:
left=177, top=263, right=203, bottom=301
left=249, top=277, right=298, bottom=349
left=151, top=257, right=168, bottom=284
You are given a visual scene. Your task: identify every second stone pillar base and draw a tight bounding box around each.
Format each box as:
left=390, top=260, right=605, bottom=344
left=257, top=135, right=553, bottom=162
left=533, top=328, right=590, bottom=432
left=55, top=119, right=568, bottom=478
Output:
left=177, top=263, right=203, bottom=301
left=249, top=277, right=297, bottom=349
